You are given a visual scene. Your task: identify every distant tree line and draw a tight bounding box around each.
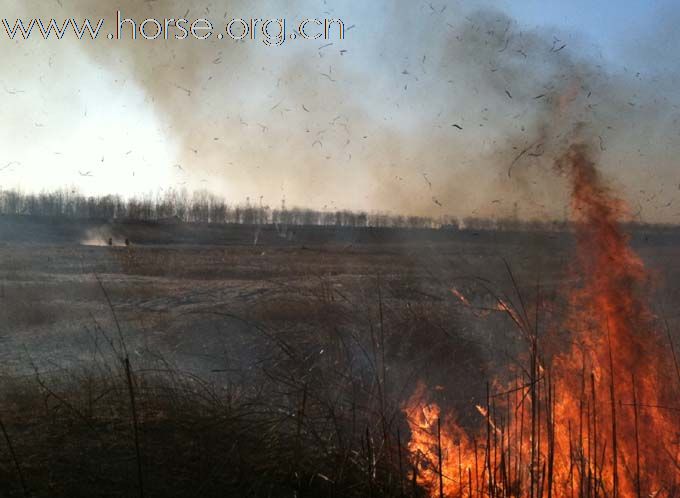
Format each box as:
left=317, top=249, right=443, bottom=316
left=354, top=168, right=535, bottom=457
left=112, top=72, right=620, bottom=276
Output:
left=0, top=188, right=445, bottom=228
left=0, top=188, right=669, bottom=232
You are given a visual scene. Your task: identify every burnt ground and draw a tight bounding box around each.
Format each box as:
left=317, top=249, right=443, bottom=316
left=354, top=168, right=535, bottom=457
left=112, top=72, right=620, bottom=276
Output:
left=0, top=217, right=679, bottom=497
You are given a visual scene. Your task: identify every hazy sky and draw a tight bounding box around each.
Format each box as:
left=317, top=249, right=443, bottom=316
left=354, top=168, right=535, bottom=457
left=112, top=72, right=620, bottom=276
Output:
left=1, top=0, right=679, bottom=222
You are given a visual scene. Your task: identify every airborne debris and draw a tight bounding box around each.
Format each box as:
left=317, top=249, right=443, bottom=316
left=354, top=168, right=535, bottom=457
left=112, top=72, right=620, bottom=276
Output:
left=0, top=161, right=19, bottom=172
left=598, top=135, right=606, bottom=151
left=508, top=142, right=540, bottom=178
left=2, top=83, right=24, bottom=95
left=320, top=71, right=336, bottom=82
left=173, top=84, right=192, bottom=97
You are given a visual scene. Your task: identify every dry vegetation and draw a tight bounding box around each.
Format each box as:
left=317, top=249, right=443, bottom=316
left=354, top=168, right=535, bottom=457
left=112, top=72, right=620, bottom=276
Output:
left=0, top=229, right=678, bottom=497
left=0, top=239, right=497, bottom=497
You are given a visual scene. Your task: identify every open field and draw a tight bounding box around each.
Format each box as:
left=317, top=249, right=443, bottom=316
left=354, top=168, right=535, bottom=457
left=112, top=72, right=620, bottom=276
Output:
left=0, top=222, right=573, bottom=378
left=1, top=218, right=680, bottom=497
left=5, top=0, right=680, bottom=495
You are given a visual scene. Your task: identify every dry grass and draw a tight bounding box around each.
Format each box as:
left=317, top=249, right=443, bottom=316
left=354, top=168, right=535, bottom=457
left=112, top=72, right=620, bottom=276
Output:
left=0, top=356, right=415, bottom=497
left=0, top=272, right=481, bottom=498
left=2, top=236, right=676, bottom=497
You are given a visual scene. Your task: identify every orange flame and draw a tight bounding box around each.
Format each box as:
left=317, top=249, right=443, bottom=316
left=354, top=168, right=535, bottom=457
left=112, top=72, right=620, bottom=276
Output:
left=404, top=143, right=680, bottom=497
left=451, top=288, right=472, bottom=307
left=403, top=382, right=478, bottom=497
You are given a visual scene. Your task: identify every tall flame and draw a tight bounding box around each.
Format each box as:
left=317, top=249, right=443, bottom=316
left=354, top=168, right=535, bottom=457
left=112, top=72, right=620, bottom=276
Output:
left=404, top=143, right=680, bottom=497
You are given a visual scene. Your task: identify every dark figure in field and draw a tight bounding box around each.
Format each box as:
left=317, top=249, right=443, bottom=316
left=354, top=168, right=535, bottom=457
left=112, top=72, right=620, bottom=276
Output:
left=108, top=237, right=113, bottom=246
left=125, top=238, right=130, bottom=246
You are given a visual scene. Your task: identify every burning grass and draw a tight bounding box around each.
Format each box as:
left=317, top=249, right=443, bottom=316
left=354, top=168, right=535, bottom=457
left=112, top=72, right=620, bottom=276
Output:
left=0, top=144, right=678, bottom=498
left=402, top=144, right=680, bottom=498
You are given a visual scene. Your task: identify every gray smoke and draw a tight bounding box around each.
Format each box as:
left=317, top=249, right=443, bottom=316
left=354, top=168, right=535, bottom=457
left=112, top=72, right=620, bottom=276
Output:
left=3, top=0, right=679, bottom=222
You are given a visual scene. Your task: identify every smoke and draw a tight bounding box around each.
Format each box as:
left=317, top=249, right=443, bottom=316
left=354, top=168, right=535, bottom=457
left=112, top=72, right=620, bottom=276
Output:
left=3, top=0, right=679, bottom=222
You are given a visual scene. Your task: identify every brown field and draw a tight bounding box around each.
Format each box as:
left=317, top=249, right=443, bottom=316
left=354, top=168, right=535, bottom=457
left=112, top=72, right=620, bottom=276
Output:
left=1, top=223, right=679, bottom=497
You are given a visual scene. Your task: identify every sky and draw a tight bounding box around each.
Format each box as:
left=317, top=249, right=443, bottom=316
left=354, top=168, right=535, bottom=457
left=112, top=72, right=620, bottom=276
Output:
left=1, top=0, right=679, bottom=223
left=507, top=0, right=668, bottom=57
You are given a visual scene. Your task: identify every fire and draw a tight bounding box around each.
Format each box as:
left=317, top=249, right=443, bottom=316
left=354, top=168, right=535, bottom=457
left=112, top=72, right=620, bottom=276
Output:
left=404, top=143, right=680, bottom=497
left=451, top=288, right=472, bottom=307
left=553, top=144, right=678, bottom=498
left=403, top=382, right=478, bottom=497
